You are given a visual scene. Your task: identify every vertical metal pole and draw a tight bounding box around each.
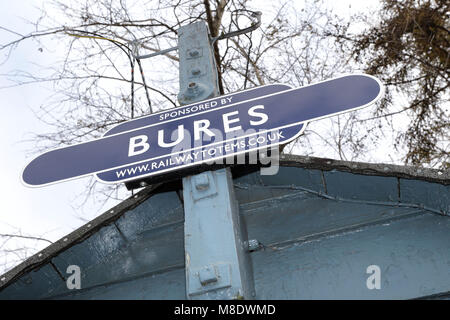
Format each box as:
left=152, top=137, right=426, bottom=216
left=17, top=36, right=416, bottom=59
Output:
left=178, top=22, right=253, bottom=300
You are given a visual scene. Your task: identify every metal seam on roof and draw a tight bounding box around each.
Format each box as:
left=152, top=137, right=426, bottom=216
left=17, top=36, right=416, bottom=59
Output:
left=255, top=209, right=425, bottom=251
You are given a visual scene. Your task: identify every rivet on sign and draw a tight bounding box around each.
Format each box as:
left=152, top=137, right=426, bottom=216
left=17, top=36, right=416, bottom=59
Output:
left=87, top=224, right=91, bottom=228
left=63, top=238, right=68, bottom=242
left=1, top=277, right=5, bottom=282
left=110, top=210, right=114, bottom=213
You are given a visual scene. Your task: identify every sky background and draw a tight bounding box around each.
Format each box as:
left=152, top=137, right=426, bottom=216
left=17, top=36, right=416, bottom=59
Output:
left=0, top=0, right=124, bottom=271
left=0, top=0, right=383, bottom=273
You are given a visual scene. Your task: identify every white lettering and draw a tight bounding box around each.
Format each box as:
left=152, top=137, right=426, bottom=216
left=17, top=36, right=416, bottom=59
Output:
left=128, top=135, right=150, bottom=157
left=248, top=105, right=268, bottom=126
left=158, top=125, right=185, bottom=148
left=193, top=119, right=215, bottom=141
left=222, top=111, right=242, bottom=133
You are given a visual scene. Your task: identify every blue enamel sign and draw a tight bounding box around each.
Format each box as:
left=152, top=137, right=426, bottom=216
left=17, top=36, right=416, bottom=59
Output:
left=22, top=74, right=383, bottom=187
left=95, top=83, right=292, bottom=182
left=103, top=84, right=292, bottom=136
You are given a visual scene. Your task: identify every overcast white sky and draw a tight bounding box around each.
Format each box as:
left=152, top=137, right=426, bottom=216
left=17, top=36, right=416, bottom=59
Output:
left=0, top=0, right=383, bottom=273
left=0, top=0, right=124, bottom=272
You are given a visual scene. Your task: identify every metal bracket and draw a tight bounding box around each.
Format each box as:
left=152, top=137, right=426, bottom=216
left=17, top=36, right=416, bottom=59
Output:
left=191, top=171, right=217, bottom=201
left=132, top=11, right=262, bottom=60
left=211, top=11, right=262, bottom=44
left=187, top=264, right=232, bottom=297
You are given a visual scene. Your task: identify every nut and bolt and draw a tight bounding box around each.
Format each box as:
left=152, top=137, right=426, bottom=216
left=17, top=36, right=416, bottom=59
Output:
left=247, top=239, right=260, bottom=252
left=189, top=50, right=199, bottom=57
left=191, top=68, right=201, bottom=76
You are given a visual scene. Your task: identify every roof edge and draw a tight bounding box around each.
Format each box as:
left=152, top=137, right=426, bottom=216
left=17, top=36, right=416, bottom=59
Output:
left=279, top=154, right=449, bottom=185
left=0, top=183, right=162, bottom=291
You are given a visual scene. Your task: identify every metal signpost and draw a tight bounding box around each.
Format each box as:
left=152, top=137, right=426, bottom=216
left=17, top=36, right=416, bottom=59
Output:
left=177, top=22, right=252, bottom=300
left=20, top=18, right=384, bottom=300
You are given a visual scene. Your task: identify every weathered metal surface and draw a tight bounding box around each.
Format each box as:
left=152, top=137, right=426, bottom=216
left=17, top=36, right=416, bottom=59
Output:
left=241, top=193, right=422, bottom=246
left=177, top=22, right=219, bottom=105
left=52, top=268, right=186, bottom=300
left=250, top=212, right=450, bottom=299
left=1, top=155, right=449, bottom=299
left=323, top=171, right=399, bottom=202
left=400, top=179, right=449, bottom=215
left=183, top=169, right=253, bottom=299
